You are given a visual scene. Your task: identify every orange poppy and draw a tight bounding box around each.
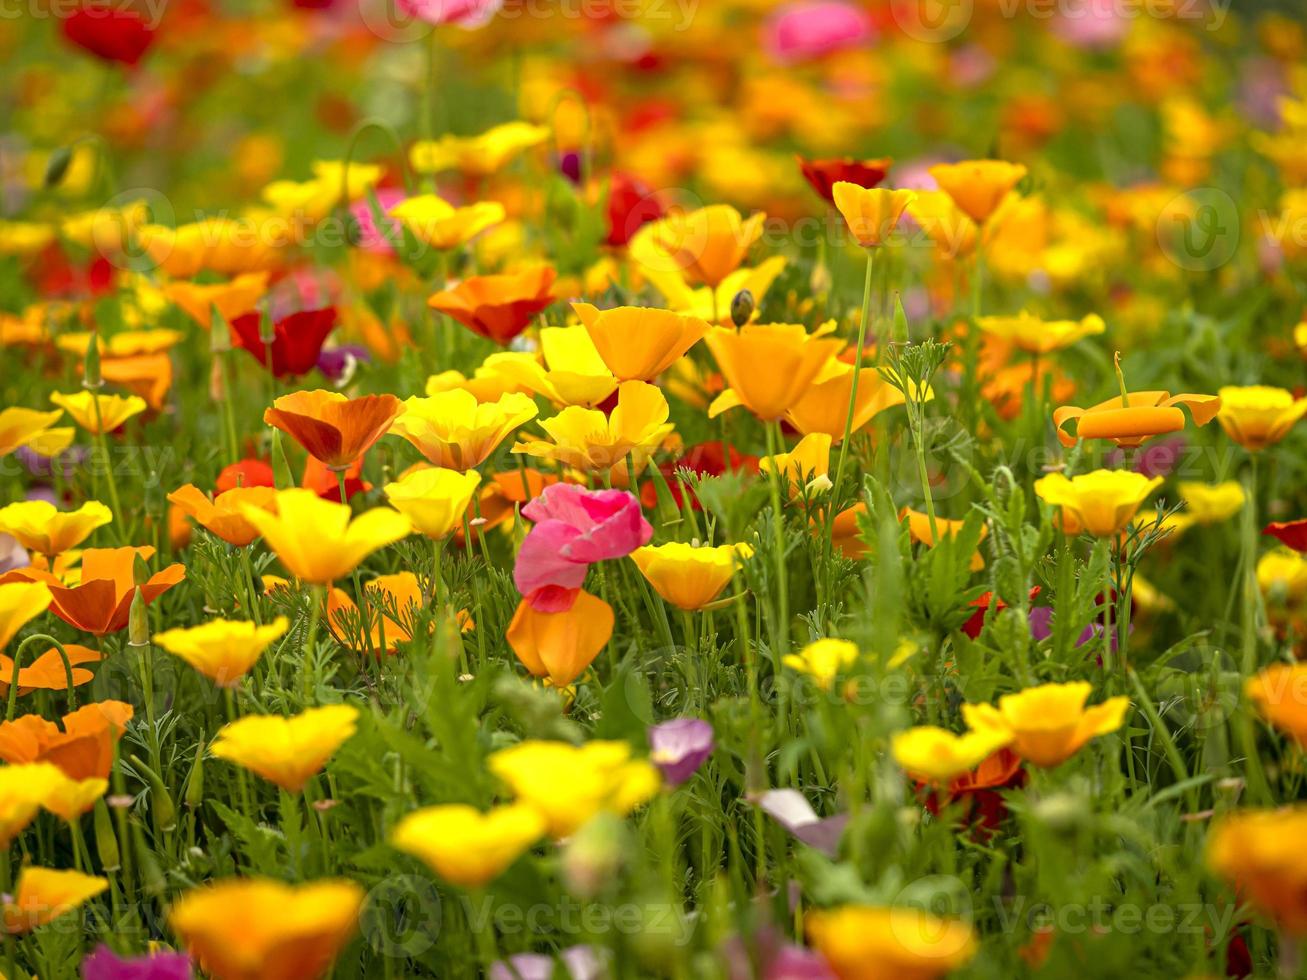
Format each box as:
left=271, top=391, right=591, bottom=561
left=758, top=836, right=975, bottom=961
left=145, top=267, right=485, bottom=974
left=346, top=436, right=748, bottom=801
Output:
left=263, top=390, right=402, bottom=470
left=1053, top=390, right=1221, bottom=448
left=7, top=546, right=185, bottom=636
left=168, top=484, right=279, bottom=548
left=0, top=700, right=133, bottom=780
left=0, top=644, right=100, bottom=696
left=427, top=266, right=557, bottom=346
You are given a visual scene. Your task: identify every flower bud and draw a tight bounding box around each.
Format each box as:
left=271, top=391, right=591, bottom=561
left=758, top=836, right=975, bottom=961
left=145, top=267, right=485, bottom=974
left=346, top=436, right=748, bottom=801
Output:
left=82, top=331, right=102, bottom=390
left=730, top=289, right=754, bottom=327
left=271, top=430, right=295, bottom=490
left=185, top=735, right=205, bottom=810
left=209, top=306, right=231, bottom=353
left=93, top=798, right=120, bottom=872
left=132, top=754, right=177, bottom=832
left=133, top=821, right=167, bottom=896
left=560, top=811, right=626, bottom=899
left=127, top=590, right=150, bottom=648
left=257, top=308, right=276, bottom=346
left=44, top=146, right=74, bottom=188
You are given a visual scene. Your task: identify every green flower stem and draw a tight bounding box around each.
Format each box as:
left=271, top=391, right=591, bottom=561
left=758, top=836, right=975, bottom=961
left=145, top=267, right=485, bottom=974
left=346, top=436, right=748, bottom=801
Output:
left=831, top=246, right=874, bottom=507
left=763, top=421, right=791, bottom=656
left=7, top=633, right=76, bottom=720
left=303, top=585, right=325, bottom=705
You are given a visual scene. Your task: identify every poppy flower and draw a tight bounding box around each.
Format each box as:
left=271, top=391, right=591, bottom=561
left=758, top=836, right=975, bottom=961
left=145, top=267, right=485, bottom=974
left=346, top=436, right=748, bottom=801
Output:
left=1160, top=481, right=1245, bottom=535
left=1246, top=663, right=1307, bottom=747
left=216, top=458, right=276, bottom=493
left=760, top=432, right=832, bottom=496
left=0, top=407, right=73, bottom=459
left=891, top=726, right=1014, bottom=785
left=389, top=196, right=506, bottom=250
left=80, top=944, right=194, bottom=980
left=1034, top=470, right=1162, bottom=537
left=0, top=700, right=133, bottom=780
left=302, top=455, right=371, bottom=502
left=831, top=183, right=915, bottom=247
left=391, top=803, right=545, bottom=889
left=975, top=311, right=1105, bottom=355
left=428, top=267, right=557, bottom=346
left=506, top=590, right=614, bottom=687
left=901, top=508, right=987, bottom=571
left=928, top=160, right=1028, bottom=224
left=1053, top=389, right=1220, bottom=448
left=409, top=122, right=548, bottom=176
left=230, top=308, right=337, bottom=379
left=211, top=704, right=359, bottom=792
left=961, top=587, right=1042, bottom=639
left=0, top=500, right=111, bottom=558
left=390, top=390, right=538, bottom=471
left=797, top=155, right=892, bottom=205
left=384, top=467, right=482, bottom=541
left=0, top=644, right=99, bottom=697
left=1207, top=807, right=1307, bottom=936
left=479, top=327, right=616, bottom=408
left=13, top=546, right=184, bottom=637
left=782, top=638, right=859, bottom=690
left=164, top=272, right=268, bottom=329
left=920, top=747, right=1026, bottom=836
left=4, top=867, right=108, bottom=934
left=49, top=391, right=146, bottom=434
left=648, top=205, right=766, bottom=287
left=239, top=489, right=410, bottom=585
left=605, top=172, right=664, bottom=247
left=169, top=877, right=364, bottom=980
left=0, top=580, right=52, bottom=651
left=1216, top=385, right=1307, bottom=451
left=805, top=906, right=977, bottom=980
left=514, top=380, right=674, bottom=483
left=962, top=681, right=1129, bottom=768
left=906, top=191, right=978, bottom=259
left=264, top=390, right=402, bottom=470
left=154, top=617, right=290, bottom=688
left=571, top=303, right=708, bottom=382
left=488, top=740, right=659, bottom=839
left=630, top=542, right=752, bottom=612
left=168, top=484, right=279, bottom=548
left=0, top=764, right=67, bottom=846
left=61, top=4, right=154, bottom=67
left=648, top=718, right=715, bottom=786
left=640, top=441, right=758, bottom=512
left=706, top=322, right=843, bottom=421
left=1265, top=519, right=1307, bottom=552
left=327, top=572, right=457, bottom=655
left=513, top=484, right=653, bottom=611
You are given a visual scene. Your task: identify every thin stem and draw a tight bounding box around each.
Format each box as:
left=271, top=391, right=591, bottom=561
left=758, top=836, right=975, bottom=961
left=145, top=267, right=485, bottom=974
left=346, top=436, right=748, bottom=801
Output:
left=763, top=421, right=791, bottom=655
left=302, top=585, right=324, bottom=705
left=832, top=247, right=874, bottom=504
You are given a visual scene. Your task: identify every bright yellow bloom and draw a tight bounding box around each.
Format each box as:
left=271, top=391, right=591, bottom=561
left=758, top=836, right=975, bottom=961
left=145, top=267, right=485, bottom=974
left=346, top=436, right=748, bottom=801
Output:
left=211, top=705, right=359, bottom=792
left=1247, top=663, right=1307, bottom=748
left=832, top=184, right=915, bottom=247
left=1034, top=470, right=1163, bottom=537
left=0, top=221, right=55, bottom=257
left=975, top=311, right=1105, bottom=355
left=1161, top=481, right=1245, bottom=535
left=806, top=905, right=978, bottom=980
left=409, top=122, right=550, bottom=177
left=383, top=467, right=482, bottom=541
left=479, top=327, right=616, bottom=408
left=786, top=361, right=916, bottom=442
left=928, top=159, right=1028, bottom=224
left=782, top=638, right=859, bottom=690
left=170, top=877, right=364, bottom=980
left=0, top=580, right=53, bottom=650
left=706, top=322, right=843, bottom=421
left=262, top=160, right=382, bottom=222
left=488, top=740, right=660, bottom=838
left=630, top=542, right=752, bottom=611
left=3, top=867, right=108, bottom=934
left=164, top=271, right=268, bottom=328
left=60, top=201, right=148, bottom=253
left=642, top=256, right=787, bottom=326
left=1207, top=807, right=1307, bottom=936
left=57, top=329, right=183, bottom=359
left=891, top=726, right=1013, bottom=784
left=962, top=682, right=1129, bottom=768
left=390, top=390, right=538, bottom=471
left=50, top=391, right=147, bottom=434
left=647, top=205, right=766, bottom=287
left=239, top=490, right=411, bottom=585
left=1217, top=385, right=1307, bottom=451
left=1259, top=549, right=1307, bottom=603
left=759, top=432, right=832, bottom=496
left=514, top=380, right=674, bottom=481
left=154, top=617, right=290, bottom=688
left=0, top=763, right=68, bottom=846
left=571, top=303, right=709, bottom=382
left=391, top=804, right=546, bottom=888
left=906, top=191, right=978, bottom=259
left=138, top=218, right=285, bottom=279
left=40, top=774, right=108, bottom=822
left=388, top=195, right=506, bottom=249
left=0, top=500, right=111, bottom=557
left=0, top=407, right=73, bottom=458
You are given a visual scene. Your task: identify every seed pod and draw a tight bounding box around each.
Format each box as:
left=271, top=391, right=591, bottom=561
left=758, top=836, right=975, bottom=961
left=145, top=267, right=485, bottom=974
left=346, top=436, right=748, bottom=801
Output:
left=730, top=289, right=755, bottom=327
left=93, top=798, right=120, bottom=872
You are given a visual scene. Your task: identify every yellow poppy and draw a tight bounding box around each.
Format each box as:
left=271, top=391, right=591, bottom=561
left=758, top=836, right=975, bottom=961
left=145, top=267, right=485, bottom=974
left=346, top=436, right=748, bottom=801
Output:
left=630, top=542, right=752, bottom=612
left=962, top=681, right=1129, bottom=768
left=831, top=183, right=915, bottom=247
left=706, top=322, right=843, bottom=421
left=0, top=500, right=112, bottom=557
left=49, top=391, right=147, bottom=434
left=153, top=617, right=290, bottom=688
left=210, top=704, right=359, bottom=792
left=506, top=591, right=614, bottom=687
left=391, top=804, right=546, bottom=889
left=891, top=726, right=1013, bottom=784
left=0, top=407, right=73, bottom=458
left=975, top=311, right=1105, bottom=355
left=928, top=159, right=1028, bottom=224
left=1216, top=385, right=1307, bottom=451
left=1033, top=470, right=1163, bottom=537
left=805, top=905, right=978, bottom=980
left=388, top=196, right=506, bottom=250
left=383, top=467, right=482, bottom=541
left=4, top=867, right=108, bottom=934
left=409, top=122, right=550, bottom=177
left=571, top=303, right=709, bottom=382
left=389, top=390, right=538, bottom=471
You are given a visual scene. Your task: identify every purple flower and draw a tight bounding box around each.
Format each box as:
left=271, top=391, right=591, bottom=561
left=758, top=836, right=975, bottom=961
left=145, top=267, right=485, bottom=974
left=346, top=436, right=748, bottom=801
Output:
left=316, top=344, right=371, bottom=384
left=489, top=945, right=605, bottom=980
left=753, top=789, right=847, bottom=857
left=16, top=444, right=87, bottom=480
left=0, top=534, right=28, bottom=575
left=1029, top=606, right=1132, bottom=655
left=557, top=151, right=583, bottom=185
left=649, top=718, right=714, bottom=785
left=1106, top=435, right=1185, bottom=479
left=722, top=928, right=835, bottom=980
left=81, top=944, right=193, bottom=980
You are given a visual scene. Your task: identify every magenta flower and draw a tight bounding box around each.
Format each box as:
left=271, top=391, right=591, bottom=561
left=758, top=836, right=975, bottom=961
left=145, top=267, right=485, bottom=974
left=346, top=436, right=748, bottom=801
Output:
left=649, top=718, right=714, bottom=785
left=81, top=944, right=193, bottom=980
left=513, top=484, right=652, bottom=611
left=396, top=0, right=502, bottom=28
left=350, top=188, right=406, bottom=255
left=763, top=0, right=873, bottom=65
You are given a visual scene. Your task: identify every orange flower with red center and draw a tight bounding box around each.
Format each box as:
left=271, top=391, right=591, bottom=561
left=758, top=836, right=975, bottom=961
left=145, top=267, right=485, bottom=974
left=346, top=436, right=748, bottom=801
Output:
left=264, top=390, right=402, bottom=470
left=427, top=266, right=557, bottom=346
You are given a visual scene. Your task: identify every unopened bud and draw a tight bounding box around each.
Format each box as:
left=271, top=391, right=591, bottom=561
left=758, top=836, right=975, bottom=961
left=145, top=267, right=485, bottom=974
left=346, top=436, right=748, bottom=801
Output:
left=132, top=754, right=177, bottom=832
left=730, top=289, right=754, bottom=327
left=92, top=799, right=120, bottom=872
left=561, top=811, right=627, bottom=899
left=257, top=307, right=276, bottom=346
left=185, top=735, right=205, bottom=810
left=82, top=332, right=102, bottom=390
left=44, top=146, right=73, bottom=188
left=209, top=305, right=231, bottom=353
left=133, top=821, right=167, bottom=896
left=127, top=590, right=150, bottom=648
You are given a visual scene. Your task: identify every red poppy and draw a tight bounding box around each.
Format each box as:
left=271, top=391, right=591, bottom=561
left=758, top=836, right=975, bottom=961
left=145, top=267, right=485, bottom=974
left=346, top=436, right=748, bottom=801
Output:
left=605, top=173, right=664, bottom=248
left=1265, top=519, right=1307, bottom=553
left=302, top=455, right=370, bottom=502
left=229, top=307, right=337, bottom=378
left=921, top=747, right=1025, bottom=838
left=639, top=441, right=759, bottom=511
left=961, top=587, right=1042, bottom=639
left=216, top=459, right=276, bottom=493
left=61, top=3, right=155, bottom=67
left=796, top=155, right=893, bottom=206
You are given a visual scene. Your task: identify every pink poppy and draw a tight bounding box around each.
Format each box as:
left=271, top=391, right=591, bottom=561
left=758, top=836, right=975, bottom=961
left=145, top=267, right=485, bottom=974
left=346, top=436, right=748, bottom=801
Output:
left=514, top=484, right=652, bottom=611
left=396, top=0, right=502, bottom=28
left=763, top=0, right=873, bottom=65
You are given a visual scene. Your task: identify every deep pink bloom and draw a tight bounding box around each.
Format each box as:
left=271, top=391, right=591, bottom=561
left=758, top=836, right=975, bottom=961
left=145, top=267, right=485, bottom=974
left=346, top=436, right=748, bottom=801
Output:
left=396, top=0, right=502, bottom=28
left=763, top=1, right=873, bottom=65
left=350, top=189, right=406, bottom=255
left=514, top=484, right=652, bottom=611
